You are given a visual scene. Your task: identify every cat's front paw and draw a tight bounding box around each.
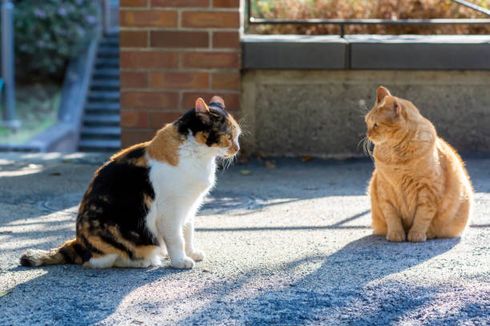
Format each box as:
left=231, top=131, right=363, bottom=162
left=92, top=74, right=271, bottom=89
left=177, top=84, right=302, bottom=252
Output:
left=386, top=230, right=406, bottom=242
left=408, top=230, right=427, bottom=242
left=170, top=256, right=195, bottom=269
left=188, top=250, right=205, bottom=262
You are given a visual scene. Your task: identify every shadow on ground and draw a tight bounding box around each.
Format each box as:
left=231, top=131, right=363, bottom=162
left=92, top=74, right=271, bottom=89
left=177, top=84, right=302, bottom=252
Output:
left=1, top=156, right=489, bottom=324
left=176, top=236, right=470, bottom=325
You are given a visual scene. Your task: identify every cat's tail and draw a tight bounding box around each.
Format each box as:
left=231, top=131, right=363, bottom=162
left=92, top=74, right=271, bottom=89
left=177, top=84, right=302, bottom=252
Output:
left=20, top=239, right=87, bottom=267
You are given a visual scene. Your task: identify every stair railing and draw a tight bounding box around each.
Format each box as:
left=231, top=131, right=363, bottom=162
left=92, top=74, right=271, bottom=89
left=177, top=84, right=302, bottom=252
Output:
left=1, top=0, right=20, bottom=130
left=100, top=0, right=119, bottom=35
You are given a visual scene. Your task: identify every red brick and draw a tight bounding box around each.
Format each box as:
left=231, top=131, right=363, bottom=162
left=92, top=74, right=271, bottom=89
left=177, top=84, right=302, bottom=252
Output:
left=211, top=72, right=240, bottom=90
left=120, top=51, right=178, bottom=69
left=120, top=10, right=177, bottom=28
left=121, top=0, right=147, bottom=7
left=181, top=11, right=239, bottom=28
left=151, top=0, right=209, bottom=7
left=212, top=0, right=239, bottom=8
left=121, top=91, right=179, bottom=110
left=183, top=92, right=239, bottom=110
left=149, top=72, right=209, bottom=89
left=121, top=111, right=148, bottom=128
left=151, top=31, right=209, bottom=48
left=120, top=31, right=148, bottom=48
left=148, top=111, right=183, bottom=128
left=121, top=72, right=148, bottom=88
left=121, top=128, right=156, bottom=147
left=213, top=31, right=239, bottom=48
left=182, top=52, right=239, bottom=68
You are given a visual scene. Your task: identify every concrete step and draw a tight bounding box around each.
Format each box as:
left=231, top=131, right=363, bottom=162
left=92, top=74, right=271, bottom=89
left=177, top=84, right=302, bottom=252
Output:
left=85, top=102, right=120, bottom=113
left=79, top=32, right=121, bottom=153
left=83, top=113, right=120, bottom=127
left=79, top=139, right=121, bottom=152
left=91, top=79, right=120, bottom=91
left=102, top=37, right=119, bottom=47
left=93, top=68, right=119, bottom=79
left=81, top=126, right=121, bottom=139
left=98, top=47, right=119, bottom=58
left=95, top=57, right=119, bottom=69
left=88, top=91, right=120, bottom=102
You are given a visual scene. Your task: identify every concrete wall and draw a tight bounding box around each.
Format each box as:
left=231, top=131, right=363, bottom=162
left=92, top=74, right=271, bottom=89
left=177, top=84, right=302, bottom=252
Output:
left=241, top=70, right=490, bottom=158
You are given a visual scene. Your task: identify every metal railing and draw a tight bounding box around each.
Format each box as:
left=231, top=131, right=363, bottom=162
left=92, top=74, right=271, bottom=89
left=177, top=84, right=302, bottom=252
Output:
left=100, top=0, right=119, bottom=35
left=1, top=0, right=19, bottom=130
left=247, top=0, right=490, bottom=37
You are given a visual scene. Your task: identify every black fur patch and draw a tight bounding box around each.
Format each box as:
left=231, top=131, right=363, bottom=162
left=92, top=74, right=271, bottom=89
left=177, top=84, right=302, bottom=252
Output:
left=80, top=235, right=103, bottom=255
left=77, top=147, right=158, bottom=248
left=20, top=255, right=34, bottom=267
left=175, top=107, right=231, bottom=146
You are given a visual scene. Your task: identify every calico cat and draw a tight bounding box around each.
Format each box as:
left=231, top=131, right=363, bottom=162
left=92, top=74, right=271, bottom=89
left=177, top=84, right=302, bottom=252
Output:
left=20, top=96, right=241, bottom=269
left=366, top=86, right=473, bottom=242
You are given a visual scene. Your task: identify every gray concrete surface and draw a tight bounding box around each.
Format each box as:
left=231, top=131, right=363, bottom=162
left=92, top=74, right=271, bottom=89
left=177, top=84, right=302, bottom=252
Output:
left=242, top=35, right=490, bottom=70
left=0, top=153, right=489, bottom=325
left=241, top=70, right=490, bottom=158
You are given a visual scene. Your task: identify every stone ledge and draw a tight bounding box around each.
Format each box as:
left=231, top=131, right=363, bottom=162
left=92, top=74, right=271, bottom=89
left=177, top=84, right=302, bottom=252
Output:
left=242, top=35, right=490, bottom=70
left=242, top=35, right=347, bottom=69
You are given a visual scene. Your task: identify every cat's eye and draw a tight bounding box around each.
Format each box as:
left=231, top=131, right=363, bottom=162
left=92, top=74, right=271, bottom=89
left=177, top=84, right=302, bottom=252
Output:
left=373, top=123, right=378, bottom=129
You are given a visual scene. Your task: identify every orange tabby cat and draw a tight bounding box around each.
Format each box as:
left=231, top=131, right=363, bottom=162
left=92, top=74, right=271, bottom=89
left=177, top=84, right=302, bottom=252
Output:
left=365, top=86, right=473, bottom=242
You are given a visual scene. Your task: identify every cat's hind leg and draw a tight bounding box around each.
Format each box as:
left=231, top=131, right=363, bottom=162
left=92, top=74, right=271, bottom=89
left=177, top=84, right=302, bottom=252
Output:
left=84, top=254, right=118, bottom=268
left=432, top=199, right=471, bottom=239
left=113, top=257, right=153, bottom=268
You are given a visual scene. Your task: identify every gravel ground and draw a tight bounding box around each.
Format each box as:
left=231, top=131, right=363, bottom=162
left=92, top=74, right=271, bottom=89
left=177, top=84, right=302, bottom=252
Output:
left=0, top=153, right=489, bottom=325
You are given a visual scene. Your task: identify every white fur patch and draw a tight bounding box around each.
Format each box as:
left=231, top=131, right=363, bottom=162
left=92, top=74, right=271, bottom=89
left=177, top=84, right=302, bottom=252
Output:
left=146, top=136, right=218, bottom=267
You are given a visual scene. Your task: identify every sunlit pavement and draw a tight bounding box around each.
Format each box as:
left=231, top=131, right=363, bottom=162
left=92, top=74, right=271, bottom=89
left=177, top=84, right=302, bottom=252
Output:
left=0, top=153, right=489, bottom=325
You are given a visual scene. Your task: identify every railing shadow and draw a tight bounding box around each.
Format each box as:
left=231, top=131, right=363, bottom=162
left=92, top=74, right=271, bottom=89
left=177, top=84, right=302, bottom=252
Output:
left=177, top=236, right=463, bottom=325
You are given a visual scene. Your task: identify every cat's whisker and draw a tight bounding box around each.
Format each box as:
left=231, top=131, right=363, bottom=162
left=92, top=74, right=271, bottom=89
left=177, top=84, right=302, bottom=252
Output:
left=359, top=136, right=374, bottom=160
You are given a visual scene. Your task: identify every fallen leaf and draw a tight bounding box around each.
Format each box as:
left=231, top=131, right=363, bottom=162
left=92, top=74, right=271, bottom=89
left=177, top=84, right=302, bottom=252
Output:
left=264, top=160, right=276, bottom=169
left=302, top=156, right=314, bottom=163
left=240, top=169, right=252, bottom=176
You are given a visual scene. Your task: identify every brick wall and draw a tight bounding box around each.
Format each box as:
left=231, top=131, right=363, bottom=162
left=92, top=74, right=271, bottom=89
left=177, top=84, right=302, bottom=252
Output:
left=120, top=0, right=241, bottom=146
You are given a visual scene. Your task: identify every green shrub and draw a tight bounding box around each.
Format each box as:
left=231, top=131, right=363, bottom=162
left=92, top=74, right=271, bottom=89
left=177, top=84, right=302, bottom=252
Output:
left=14, top=0, right=99, bottom=78
left=250, top=0, right=490, bottom=35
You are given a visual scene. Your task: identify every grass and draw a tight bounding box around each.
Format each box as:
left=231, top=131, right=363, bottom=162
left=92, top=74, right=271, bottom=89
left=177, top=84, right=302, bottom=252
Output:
left=0, top=82, right=61, bottom=145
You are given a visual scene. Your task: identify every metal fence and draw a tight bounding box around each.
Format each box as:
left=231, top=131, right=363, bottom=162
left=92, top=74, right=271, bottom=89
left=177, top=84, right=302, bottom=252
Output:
left=247, top=0, right=490, bottom=37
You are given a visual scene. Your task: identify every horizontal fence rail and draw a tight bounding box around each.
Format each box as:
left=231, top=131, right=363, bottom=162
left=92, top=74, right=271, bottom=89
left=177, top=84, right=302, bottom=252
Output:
left=247, top=0, right=490, bottom=37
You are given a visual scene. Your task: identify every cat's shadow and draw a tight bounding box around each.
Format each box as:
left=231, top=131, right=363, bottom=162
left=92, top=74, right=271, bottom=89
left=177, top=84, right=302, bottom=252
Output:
left=2, top=263, right=188, bottom=325
left=177, top=235, right=462, bottom=325
left=0, top=235, right=463, bottom=325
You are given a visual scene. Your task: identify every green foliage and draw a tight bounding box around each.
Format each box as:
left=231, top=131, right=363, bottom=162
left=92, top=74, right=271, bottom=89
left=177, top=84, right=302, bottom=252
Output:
left=14, top=0, right=98, bottom=77
left=250, top=0, right=490, bottom=35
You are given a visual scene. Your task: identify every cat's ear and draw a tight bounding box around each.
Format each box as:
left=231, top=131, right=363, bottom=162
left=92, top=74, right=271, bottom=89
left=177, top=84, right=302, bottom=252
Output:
left=376, top=86, right=392, bottom=103
left=392, top=98, right=401, bottom=116
left=209, top=96, right=226, bottom=110
left=195, top=97, right=210, bottom=113
left=386, top=97, right=402, bottom=117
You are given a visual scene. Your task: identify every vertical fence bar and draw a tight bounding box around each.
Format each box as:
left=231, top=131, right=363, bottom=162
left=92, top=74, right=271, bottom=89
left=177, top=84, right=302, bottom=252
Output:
left=1, top=0, right=19, bottom=129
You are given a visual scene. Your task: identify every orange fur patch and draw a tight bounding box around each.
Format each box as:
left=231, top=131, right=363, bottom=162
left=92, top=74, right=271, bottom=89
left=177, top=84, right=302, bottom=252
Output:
left=147, top=124, right=182, bottom=166
left=194, top=131, right=208, bottom=145
left=366, top=87, right=473, bottom=242
left=111, top=142, right=149, bottom=167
